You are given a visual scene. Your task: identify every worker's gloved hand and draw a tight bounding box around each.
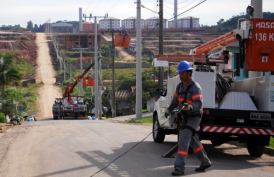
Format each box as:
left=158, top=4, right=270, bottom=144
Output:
left=164, top=109, right=170, bottom=118
left=182, top=103, right=193, bottom=111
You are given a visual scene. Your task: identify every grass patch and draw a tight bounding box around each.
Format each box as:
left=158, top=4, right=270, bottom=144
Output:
left=124, top=117, right=153, bottom=123
left=269, top=136, right=274, bottom=148
left=142, top=109, right=148, bottom=113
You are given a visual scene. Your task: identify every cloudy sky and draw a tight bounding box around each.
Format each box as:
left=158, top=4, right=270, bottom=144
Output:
left=0, top=0, right=273, bottom=27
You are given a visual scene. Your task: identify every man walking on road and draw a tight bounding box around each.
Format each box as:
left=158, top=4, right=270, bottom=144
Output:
left=73, top=101, right=79, bottom=119
left=165, top=61, right=211, bottom=176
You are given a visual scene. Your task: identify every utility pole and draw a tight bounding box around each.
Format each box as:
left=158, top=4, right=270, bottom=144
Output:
left=101, top=28, right=116, bottom=118
left=90, top=14, right=107, bottom=119
left=158, top=0, right=164, bottom=89
left=136, top=0, right=142, bottom=119
left=111, top=29, right=116, bottom=118
left=174, top=0, right=178, bottom=28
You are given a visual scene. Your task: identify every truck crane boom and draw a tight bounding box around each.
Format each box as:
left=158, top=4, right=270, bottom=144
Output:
left=63, top=61, right=96, bottom=104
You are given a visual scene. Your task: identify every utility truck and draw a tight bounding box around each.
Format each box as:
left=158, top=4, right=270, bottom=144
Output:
left=153, top=6, right=274, bottom=157
left=52, top=62, right=94, bottom=119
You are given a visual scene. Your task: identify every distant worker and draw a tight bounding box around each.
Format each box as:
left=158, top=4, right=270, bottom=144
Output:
left=58, top=102, right=64, bottom=119
left=73, top=101, right=79, bottom=119
left=165, top=61, right=211, bottom=176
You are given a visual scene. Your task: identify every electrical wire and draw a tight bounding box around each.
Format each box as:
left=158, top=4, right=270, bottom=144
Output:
left=84, top=0, right=93, bottom=14
left=164, top=9, right=173, bottom=16
left=91, top=0, right=102, bottom=14
left=107, top=0, right=121, bottom=14
left=90, top=115, right=173, bottom=177
left=167, top=0, right=206, bottom=21
left=178, top=0, right=195, bottom=9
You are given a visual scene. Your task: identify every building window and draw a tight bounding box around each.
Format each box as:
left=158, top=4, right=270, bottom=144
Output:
left=89, top=42, right=91, bottom=45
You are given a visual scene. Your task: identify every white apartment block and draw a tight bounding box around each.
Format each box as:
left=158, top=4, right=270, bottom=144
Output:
left=99, top=17, right=120, bottom=30
left=168, top=16, right=200, bottom=29
left=144, top=17, right=167, bottom=29
left=121, top=17, right=144, bottom=29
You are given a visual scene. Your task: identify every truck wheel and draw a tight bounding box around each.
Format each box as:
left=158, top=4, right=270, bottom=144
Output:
left=153, top=115, right=165, bottom=143
left=246, top=143, right=265, bottom=157
left=53, top=116, right=58, bottom=120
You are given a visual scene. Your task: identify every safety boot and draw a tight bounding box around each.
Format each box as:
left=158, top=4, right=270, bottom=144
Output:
left=171, top=169, right=184, bottom=176
left=195, top=164, right=211, bottom=172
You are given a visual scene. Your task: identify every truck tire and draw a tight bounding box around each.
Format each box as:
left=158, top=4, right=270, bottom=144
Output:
left=153, top=115, right=165, bottom=143
left=246, top=142, right=265, bottom=157
left=53, top=116, right=58, bottom=120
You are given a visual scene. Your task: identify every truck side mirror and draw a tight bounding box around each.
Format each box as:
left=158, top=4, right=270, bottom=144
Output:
left=155, top=88, right=167, bottom=97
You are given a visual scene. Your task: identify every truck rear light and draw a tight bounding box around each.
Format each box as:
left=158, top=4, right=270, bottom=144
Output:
left=203, top=109, right=208, bottom=115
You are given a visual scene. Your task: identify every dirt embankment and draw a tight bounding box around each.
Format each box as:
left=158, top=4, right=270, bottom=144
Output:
left=0, top=31, right=37, bottom=64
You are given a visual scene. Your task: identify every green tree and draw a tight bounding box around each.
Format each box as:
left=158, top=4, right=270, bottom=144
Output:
left=0, top=100, right=17, bottom=117
left=33, top=24, right=38, bottom=32
left=0, top=55, right=22, bottom=99
left=5, top=89, right=23, bottom=101
left=27, top=21, right=33, bottom=31
left=217, top=18, right=224, bottom=25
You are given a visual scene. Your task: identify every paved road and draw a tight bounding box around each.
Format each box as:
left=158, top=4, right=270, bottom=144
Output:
left=0, top=118, right=273, bottom=177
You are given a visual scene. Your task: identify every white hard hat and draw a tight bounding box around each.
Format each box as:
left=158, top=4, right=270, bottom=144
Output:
left=74, top=101, right=77, bottom=104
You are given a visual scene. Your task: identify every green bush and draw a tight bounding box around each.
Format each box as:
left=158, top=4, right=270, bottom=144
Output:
left=0, top=112, right=6, bottom=123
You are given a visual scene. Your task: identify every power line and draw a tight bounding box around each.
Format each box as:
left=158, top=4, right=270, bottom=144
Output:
left=84, top=0, right=93, bottom=14
left=178, top=0, right=190, bottom=5
left=164, top=9, right=173, bottom=16
left=168, top=0, right=206, bottom=21
left=91, top=0, right=102, bottom=13
left=178, top=0, right=196, bottom=9
left=107, top=0, right=121, bottom=13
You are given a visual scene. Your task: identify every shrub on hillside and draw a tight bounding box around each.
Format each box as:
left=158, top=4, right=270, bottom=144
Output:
left=0, top=112, right=6, bottom=123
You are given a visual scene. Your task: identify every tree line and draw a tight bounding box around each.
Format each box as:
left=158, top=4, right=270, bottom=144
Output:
left=216, top=12, right=274, bottom=29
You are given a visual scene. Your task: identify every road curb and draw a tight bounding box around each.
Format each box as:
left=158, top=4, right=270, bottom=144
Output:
left=229, top=141, right=274, bottom=156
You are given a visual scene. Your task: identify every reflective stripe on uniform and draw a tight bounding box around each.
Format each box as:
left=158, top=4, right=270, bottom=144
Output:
left=178, top=150, right=188, bottom=156
left=177, top=98, right=193, bottom=104
left=193, top=144, right=203, bottom=153
left=174, top=91, right=178, bottom=98
left=192, top=94, right=202, bottom=100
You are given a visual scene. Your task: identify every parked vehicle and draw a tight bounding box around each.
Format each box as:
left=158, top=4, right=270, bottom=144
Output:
left=52, top=62, right=94, bottom=119
left=153, top=12, right=274, bottom=157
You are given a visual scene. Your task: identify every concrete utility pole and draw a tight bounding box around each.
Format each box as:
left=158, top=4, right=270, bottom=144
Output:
left=111, top=29, right=116, bottom=118
left=136, top=0, right=142, bottom=119
left=94, top=16, right=99, bottom=119
left=79, top=8, right=83, bottom=31
left=249, top=0, right=263, bottom=78
left=101, top=28, right=116, bottom=118
left=158, top=0, right=164, bottom=89
left=174, top=0, right=178, bottom=29
left=89, top=14, right=107, bottom=119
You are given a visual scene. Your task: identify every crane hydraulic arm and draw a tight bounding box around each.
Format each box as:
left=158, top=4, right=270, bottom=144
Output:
left=63, top=62, right=95, bottom=104
left=157, top=30, right=237, bottom=65
left=158, top=18, right=274, bottom=71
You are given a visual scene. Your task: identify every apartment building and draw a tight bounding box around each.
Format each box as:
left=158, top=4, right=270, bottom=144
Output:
left=144, top=17, right=167, bottom=29
left=168, top=16, right=200, bottom=29
left=99, top=17, right=120, bottom=30
left=121, top=17, right=144, bottom=29
left=51, top=22, right=73, bottom=33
